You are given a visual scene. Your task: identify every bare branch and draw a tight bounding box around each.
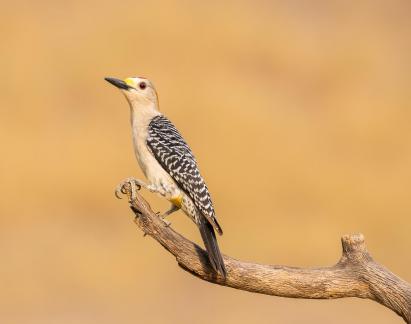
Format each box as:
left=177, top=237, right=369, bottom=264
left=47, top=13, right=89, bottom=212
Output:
left=119, top=184, right=411, bottom=323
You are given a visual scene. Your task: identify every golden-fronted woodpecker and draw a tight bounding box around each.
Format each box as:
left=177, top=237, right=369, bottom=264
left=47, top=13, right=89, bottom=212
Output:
left=105, top=76, right=226, bottom=277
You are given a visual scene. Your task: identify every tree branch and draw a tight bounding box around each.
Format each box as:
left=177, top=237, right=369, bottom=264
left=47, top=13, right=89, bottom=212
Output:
left=119, top=184, right=411, bottom=323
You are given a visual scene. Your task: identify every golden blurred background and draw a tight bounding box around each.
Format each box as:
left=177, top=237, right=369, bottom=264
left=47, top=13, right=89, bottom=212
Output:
left=1, top=0, right=410, bottom=323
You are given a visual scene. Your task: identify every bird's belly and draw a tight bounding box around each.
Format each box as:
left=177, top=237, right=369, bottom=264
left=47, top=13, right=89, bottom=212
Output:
left=134, top=136, right=180, bottom=198
left=138, top=147, right=197, bottom=222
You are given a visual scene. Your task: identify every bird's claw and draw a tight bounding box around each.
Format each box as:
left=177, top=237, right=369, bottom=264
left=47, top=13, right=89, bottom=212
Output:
left=156, top=211, right=172, bottom=227
left=162, top=218, right=172, bottom=227
left=115, top=185, right=125, bottom=199
left=115, top=177, right=143, bottom=201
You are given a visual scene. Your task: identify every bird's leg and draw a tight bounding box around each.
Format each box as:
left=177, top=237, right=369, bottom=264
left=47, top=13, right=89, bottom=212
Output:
left=157, top=204, right=180, bottom=227
left=115, top=177, right=153, bottom=201
left=162, top=204, right=180, bottom=218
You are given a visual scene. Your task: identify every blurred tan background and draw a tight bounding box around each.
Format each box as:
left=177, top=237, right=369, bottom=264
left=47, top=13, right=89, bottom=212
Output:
left=1, top=0, right=410, bottom=323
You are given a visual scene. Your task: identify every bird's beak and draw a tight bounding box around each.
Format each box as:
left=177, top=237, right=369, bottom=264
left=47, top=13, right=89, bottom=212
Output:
left=104, top=77, right=132, bottom=90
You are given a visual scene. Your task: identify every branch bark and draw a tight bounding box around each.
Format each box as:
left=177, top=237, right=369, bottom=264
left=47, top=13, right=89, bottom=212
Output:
left=119, top=184, right=411, bottom=323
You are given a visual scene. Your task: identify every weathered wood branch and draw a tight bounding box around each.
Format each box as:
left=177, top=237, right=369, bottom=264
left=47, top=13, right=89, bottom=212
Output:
left=119, top=184, right=411, bottom=323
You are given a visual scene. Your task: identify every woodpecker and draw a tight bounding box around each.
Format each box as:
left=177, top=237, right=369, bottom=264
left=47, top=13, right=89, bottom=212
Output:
left=105, top=76, right=226, bottom=277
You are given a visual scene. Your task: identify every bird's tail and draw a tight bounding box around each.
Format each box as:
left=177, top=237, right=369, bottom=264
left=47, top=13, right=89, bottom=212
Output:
left=198, top=215, right=226, bottom=278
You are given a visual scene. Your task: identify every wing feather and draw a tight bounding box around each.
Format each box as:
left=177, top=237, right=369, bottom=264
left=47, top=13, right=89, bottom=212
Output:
left=147, top=115, right=223, bottom=235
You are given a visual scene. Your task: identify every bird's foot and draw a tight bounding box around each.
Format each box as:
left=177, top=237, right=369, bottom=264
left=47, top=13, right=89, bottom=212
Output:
left=162, top=218, right=172, bottom=227
left=156, top=211, right=172, bottom=227
left=155, top=204, right=179, bottom=227
left=115, top=177, right=147, bottom=201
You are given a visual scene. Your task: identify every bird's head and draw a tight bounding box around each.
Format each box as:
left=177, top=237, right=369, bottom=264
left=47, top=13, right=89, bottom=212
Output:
left=105, top=76, right=159, bottom=108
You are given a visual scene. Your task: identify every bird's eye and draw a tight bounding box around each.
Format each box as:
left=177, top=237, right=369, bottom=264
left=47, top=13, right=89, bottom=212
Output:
left=139, top=82, right=147, bottom=90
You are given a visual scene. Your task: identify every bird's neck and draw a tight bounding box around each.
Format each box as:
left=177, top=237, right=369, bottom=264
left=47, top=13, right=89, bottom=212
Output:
left=129, top=102, right=161, bottom=131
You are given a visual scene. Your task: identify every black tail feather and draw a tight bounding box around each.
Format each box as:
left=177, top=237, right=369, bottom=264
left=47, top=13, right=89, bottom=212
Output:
left=198, top=216, right=226, bottom=278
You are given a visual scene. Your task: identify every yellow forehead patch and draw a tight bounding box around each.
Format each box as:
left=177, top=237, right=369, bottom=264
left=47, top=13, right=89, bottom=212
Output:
left=124, top=78, right=137, bottom=88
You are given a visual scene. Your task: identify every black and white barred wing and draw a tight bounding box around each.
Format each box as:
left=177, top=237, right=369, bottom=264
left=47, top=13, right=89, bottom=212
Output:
left=146, top=115, right=223, bottom=235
